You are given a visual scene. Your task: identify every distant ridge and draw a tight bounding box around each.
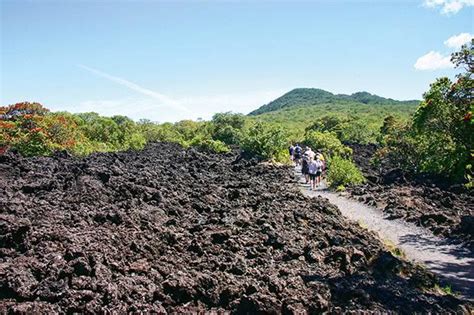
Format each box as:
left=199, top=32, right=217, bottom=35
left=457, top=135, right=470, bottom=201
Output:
left=248, top=88, right=419, bottom=116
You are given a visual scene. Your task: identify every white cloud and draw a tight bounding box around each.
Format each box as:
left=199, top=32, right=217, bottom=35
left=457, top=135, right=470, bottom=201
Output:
left=444, top=32, right=473, bottom=48
left=413, top=32, right=472, bottom=70
left=414, top=51, right=454, bottom=70
left=423, top=0, right=474, bottom=14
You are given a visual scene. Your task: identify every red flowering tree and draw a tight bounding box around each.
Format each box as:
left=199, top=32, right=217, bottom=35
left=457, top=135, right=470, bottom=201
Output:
left=1, top=103, right=84, bottom=156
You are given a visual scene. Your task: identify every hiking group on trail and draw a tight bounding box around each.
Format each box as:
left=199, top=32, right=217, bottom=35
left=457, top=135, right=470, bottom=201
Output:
left=289, top=144, right=326, bottom=190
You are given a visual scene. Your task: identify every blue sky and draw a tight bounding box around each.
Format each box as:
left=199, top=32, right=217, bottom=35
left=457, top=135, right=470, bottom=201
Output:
left=1, top=0, right=473, bottom=122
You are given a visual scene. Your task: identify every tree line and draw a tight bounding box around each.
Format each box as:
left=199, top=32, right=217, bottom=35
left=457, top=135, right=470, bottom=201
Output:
left=1, top=41, right=472, bottom=188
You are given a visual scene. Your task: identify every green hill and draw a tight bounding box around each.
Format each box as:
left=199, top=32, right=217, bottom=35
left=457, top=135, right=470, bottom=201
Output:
left=249, top=88, right=419, bottom=116
left=247, top=88, right=420, bottom=143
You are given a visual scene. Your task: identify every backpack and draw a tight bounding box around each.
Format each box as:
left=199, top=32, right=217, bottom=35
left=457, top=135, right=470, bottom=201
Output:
left=295, top=146, right=302, bottom=154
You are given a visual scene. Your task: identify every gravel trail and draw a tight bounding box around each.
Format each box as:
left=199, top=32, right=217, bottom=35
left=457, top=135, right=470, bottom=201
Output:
left=295, top=169, right=474, bottom=300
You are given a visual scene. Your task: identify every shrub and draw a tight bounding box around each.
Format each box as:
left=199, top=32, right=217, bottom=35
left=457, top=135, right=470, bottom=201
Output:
left=174, top=120, right=211, bottom=142
left=241, top=121, right=288, bottom=160
left=304, top=115, right=377, bottom=144
left=75, top=113, right=121, bottom=150
left=304, top=131, right=352, bottom=158
left=127, top=132, right=147, bottom=150
left=327, top=155, right=365, bottom=187
left=13, top=127, right=52, bottom=156
left=305, top=115, right=348, bottom=133
left=147, top=122, right=186, bottom=144
left=334, top=119, right=377, bottom=144
left=189, top=138, right=230, bottom=153
left=213, top=124, right=241, bottom=145
left=211, top=112, right=246, bottom=145
left=75, top=112, right=147, bottom=151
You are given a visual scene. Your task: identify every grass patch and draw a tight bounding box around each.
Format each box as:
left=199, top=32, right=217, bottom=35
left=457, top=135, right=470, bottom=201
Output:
left=434, top=284, right=455, bottom=296
left=336, top=185, right=346, bottom=192
left=383, top=239, right=406, bottom=259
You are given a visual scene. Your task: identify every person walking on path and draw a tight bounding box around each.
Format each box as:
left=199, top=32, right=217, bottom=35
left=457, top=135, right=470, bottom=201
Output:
left=304, top=146, right=315, bottom=159
left=308, top=157, right=316, bottom=189
left=314, top=156, right=323, bottom=187
left=289, top=144, right=295, bottom=162
left=301, top=154, right=309, bottom=183
left=302, top=146, right=315, bottom=184
left=308, top=156, right=323, bottom=189
left=293, top=144, right=302, bottom=166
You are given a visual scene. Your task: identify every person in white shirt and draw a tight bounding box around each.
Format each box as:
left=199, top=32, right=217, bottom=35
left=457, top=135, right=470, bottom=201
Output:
left=304, top=147, right=315, bottom=160
left=308, top=156, right=324, bottom=190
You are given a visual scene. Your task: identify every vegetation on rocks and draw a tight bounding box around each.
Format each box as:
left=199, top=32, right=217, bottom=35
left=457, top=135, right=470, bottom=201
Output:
left=378, top=40, right=473, bottom=186
left=303, top=131, right=352, bottom=158
left=326, top=155, right=365, bottom=188
left=240, top=121, right=288, bottom=161
left=1, top=43, right=472, bottom=189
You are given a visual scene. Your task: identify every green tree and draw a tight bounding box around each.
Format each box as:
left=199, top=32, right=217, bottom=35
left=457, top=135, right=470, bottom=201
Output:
left=241, top=121, right=288, bottom=160
left=383, top=40, right=473, bottom=184
left=326, top=155, right=365, bottom=187
left=211, top=112, right=246, bottom=145
left=305, top=115, right=376, bottom=144
left=305, top=115, right=348, bottom=133
left=411, top=41, right=473, bottom=180
left=304, top=131, right=352, bottom=158
left=188, top=138, right=230, bottom=153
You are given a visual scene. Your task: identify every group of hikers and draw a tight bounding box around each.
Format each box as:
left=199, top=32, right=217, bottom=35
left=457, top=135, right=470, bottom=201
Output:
left=289, top=144, right=326, bottom=190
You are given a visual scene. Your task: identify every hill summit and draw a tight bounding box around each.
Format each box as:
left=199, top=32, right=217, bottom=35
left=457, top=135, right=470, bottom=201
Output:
left=248, top=88, right=419, bottom=116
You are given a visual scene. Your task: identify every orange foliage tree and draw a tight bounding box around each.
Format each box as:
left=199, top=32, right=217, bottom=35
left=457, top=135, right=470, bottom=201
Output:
left=1, top=102, right=85, bottom=156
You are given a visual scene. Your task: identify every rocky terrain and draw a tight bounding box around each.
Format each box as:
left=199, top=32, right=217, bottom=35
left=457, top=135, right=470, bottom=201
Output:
left=346, top=143, right=474, bottom=249
left=0, top=143, right=471, bottom=313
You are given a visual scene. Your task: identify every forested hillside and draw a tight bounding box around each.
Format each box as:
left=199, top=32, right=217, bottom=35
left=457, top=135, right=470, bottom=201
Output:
left=247, top=89, right=419, bottom=142
left=248, top=88, right=419, bottom=116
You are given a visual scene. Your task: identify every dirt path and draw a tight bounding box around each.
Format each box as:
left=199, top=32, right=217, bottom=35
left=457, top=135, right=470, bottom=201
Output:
left=295, top=169, right=474, bottom=300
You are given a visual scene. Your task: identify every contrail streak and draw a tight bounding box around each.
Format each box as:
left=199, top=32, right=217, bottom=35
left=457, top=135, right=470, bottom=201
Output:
left=77, top=64, right=191, bottom=113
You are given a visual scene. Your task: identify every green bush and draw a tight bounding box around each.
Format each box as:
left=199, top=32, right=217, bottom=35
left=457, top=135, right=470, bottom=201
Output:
left=305, top=115, right=376, bottom=144
left=304, top=131, right=352, bottom=158
left=334, top=119, right=377, bottom=144
left=327, top=155, right=365, bottom=188
left=189, top=138, right=230, bottom=153
left=174, top=120, right=212, bottom=142
left=305, top=115, right=349, bottom=133
left=211, top=112, right=246, bottom=145
left=241, top=121, right=288, bottom=160
left=13, top=129, right=52, bottom=156
left=149, top=122, right=186, bottom=144
left=127, top=132, right=147, bottom=150
left=213, top=124, right=241, bottom=145
left=75, top=113, right=121, bottom=150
